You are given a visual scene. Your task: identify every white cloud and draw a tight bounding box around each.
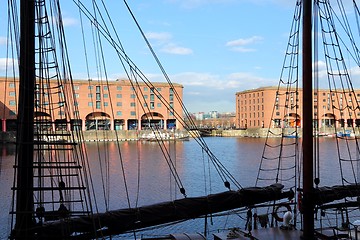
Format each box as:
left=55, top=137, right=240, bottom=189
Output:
left=62, top=17, right=79, bottom=27
left=226, top=36, right=263, bottom=52
left=161, top=43, right=193, bottom=55
left=313, top=60, right=328, bottom=79
left=0, top=37, right=7, bottom=45
left=187, top=91, right=201, bottom=95
left=350, top=66, right=360, bottom=77
left=146, top=31, right=193, bottom=55
left=230, top=47, right=256, bottom=53
left=112, top=70, right=276, bottom=112
left=226, top=36, right=263, bottom=47
left=146, top=32, right=172, bottom=42
left=166, top=71, right=238, bottom=112
left=0, top=58, right=18, bottom=73
left=171, top=72, right=220, bottom=87
left=312, top=60, right=360, bottom=88
left=169, top=71, right=273, bottom=91
left=50, top=16, right=78, bottom=27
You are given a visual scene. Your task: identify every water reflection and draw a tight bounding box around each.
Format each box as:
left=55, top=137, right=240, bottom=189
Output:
left=0, top=143, right=17, bottom=239
left=0, top=137, right=352, bottom=239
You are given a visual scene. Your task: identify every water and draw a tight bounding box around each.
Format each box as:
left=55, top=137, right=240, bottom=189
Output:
left=0, top=137, right=349, bottom=239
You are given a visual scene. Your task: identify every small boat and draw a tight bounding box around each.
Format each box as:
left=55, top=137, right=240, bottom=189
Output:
left=336, top=130, right=355, bottom=138
left=283, top=133, right=298, bottom=138
left=313, top=131, right=335, bottom=137
left=140, top=130, right=190, bottom=141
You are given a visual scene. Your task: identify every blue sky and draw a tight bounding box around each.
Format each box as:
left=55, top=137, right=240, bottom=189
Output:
left=0, top=1, right=306, bottom=113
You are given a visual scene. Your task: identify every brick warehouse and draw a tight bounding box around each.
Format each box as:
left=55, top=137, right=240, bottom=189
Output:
left=0, top=77, right=183, bottom=131
left=235, top=86, right=360, bottom=129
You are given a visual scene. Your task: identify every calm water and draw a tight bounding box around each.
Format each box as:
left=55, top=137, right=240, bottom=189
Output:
left=0, top=137, right=348, bottom=239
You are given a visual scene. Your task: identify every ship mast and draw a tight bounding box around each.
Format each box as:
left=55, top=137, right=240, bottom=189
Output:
left=13, top=0, right=36, bottom=238
left=302, top=0, right=314, bottom=238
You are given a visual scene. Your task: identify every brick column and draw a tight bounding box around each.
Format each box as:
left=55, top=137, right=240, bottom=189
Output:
left=2, top=119, right=6, bottom=132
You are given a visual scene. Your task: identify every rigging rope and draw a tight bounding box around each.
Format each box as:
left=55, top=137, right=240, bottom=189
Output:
left=73, top=0, right=243, bottom=195
left=123, top=0, right=242, bottom=190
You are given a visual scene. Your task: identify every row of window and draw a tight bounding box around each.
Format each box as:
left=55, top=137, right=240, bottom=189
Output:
left=273, top=112, right=360, bottom=117
left=240, top=119, right=264, bottom=128
left=9, top=100, right=175, bottom=109
left=240, top=105, right=265, bottom=112
left=74, top=85, right=168, bottom=93
left=237, top=91, right=360, bottom=100
left=239, top=98, right=359, bottom=107
left=7, top=83, right=176, bottom=117
left=7, top=82, right=165, bottom=92
left=85, top=110, right=172, bottom=117
left=314, top=92, right=360, bottom=97
left=240, top=111, right=360, bottom=120
left=7, top=109, right=171, bottom=118
left=313, top=98, right=360, bottom=103
left=240, top=112, right=265, bottom=119
left=243, top=118, right=360, bottom=128
left=238, top=92, right=264, bottom=98
left=86, top=101, right=165, bottom=108
left=15, top=92, right=163, bottom=100
left=8, top=84, right=174, bottom=96
left=8, top=82, right=171, bottom=91
left=239, top=98, right=264, bottom=105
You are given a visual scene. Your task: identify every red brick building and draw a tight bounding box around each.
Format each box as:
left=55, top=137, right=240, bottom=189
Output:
left=235, top=86, right=360, bottom=129
left=0, top=77, right=183, bottom=131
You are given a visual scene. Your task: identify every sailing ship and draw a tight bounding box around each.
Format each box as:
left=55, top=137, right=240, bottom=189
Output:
left=249, top=0, right=360, bottom=239
left=5, top=0, right=360, bottom=239
left=5, top=1, right=293, bottom=239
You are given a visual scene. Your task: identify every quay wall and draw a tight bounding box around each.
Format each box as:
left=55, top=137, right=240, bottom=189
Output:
left=1, top=127, right=358, bottom=142
left=217, top=128, right=296, bottom=137
left=214, top=127, right=360, bottom=137
left=0, top=130, right=189, bottom=143
left=81, top=130, right=139, bottom=141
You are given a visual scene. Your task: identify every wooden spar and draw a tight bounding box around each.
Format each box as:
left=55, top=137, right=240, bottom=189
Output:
left=312, top=184, right=360, bottom=206
left=302, top=0, right=315, bottom=239
left=38, top=184, right=294, bottom=238
left=12, top=0, right=36, bottom=239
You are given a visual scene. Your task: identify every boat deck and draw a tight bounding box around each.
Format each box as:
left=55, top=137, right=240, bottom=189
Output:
left=213, top=227, right=302, bottom=240
left=214, top=227, right=360, bottom=239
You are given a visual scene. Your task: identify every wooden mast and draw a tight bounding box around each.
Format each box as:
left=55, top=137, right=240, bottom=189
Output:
left=302, top=0, right=315, bottom=238
left=13, top=0, right=36, bottom=238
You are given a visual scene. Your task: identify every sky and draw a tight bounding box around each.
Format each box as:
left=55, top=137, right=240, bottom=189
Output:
left=0, top=0, right=340, bottom=113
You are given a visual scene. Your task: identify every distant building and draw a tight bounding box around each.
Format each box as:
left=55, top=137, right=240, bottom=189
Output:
left=235, top=86, right=360, bottom=129
left=194, top=112, right=205, bottom=121
left=188, top=111, right=235, bottom=129
left=0, top=77, right=183, bottom=131
left=209, top=111, right=218, bottom=119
